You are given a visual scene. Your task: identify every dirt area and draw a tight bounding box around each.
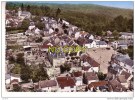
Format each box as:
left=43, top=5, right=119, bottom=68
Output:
left=86, top=47, right=117, bottom=74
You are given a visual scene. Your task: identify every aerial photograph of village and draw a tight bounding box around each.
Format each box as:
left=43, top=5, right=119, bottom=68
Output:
left=5, top=1, right=134, bottom=92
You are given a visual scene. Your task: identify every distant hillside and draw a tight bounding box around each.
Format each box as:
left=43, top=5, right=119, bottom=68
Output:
left=45, top=4, right=133, bottom=19
left=17, top=2, right=133, bottom=19
left=7, top=2, right=133, bottom=19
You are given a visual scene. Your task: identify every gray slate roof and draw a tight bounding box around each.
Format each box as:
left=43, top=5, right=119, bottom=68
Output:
left=96, top=41, right=107, bottom=45
left=21, top=11, right=31, bottom=15
left=121, top=70, right=131, bottom=80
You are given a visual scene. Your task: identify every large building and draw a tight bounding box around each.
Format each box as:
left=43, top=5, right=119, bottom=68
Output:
left=18, top=7, right=31, bottom=19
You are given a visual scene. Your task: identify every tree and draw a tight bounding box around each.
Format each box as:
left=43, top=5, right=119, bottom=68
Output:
left=110, top=15, right=129, bottom=32
left=31, top=68, right=39, bottom=82
left=35, top=37, right=43, bottom=43
left=38, top=64, right=49, bottom=80
left=31, top=64, right=49, bottom=82
left=10, top=63, right=21, bottom=74
left=16, top=53, right=24, bottom=64
left=32, top=16, right=41, bottom=22
left=56, top=8, right=61, bottom=17
left=60, top=65, right=65, bottom=73
left=21, top=3, right=24, bottom=11
left=44, top=6, right=51, bottom=16
left=112, top=30, right=119, bottom=40
left=97, top=72, right=106, bottom=80
left=35, top=21, right=44, bottom=30
left=101, top=31, right=106, bottom=36
left=55, top=28, right=59, bottom=33
left=35, top=9, right=43, bottom=16
left=12, top=84, right=21, bottom=92
left=127, top=46, right=133, bottom=60
left=60, top=63, right=71, bottom=73
left=8, top=55, right=15, bottom=64
left=27, top=5, right=30, bottom=11
left=21, top=19, right=30, bottom=30
left=20, top=65, right=31, bottom=82
left=128, top=18, right=133, bottom=32
left=64, top=29, right=68, bottom=35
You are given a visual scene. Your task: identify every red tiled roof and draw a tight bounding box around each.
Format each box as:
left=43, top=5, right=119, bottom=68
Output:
left=6, top=14, right=12, bottom=19
left=85, top=72, right=98, bottom=81
left=77, top=37, right=87, bottom=46
left=88, top=81, right=108, bottom=88
left=39, top=80, right=57, bottom=88
left=56, top=76, right=75, bottom=88
left=10, top=79, right=19, bottom=84
left=109, top=79, right=127, bottom=92
left=82, top=66, right=90, bottom=71
left=81, top=54, right=100, bottom=67
left=41, top=41, right=52, bottom=49
left=71, top=71, right=82, bottom=77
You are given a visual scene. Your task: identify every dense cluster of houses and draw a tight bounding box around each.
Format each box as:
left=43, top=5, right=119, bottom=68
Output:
left=5, top=8, right=134, bottom=92
left=6, top=8, right=31, bottom=28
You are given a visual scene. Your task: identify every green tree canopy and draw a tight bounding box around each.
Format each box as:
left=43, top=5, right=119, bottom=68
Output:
left=20, top=65, right=31, bottom=82
left=21, top=19, right=30, bottom=30
left=31, top=63, right=49, bottom=82
left=56, top=8, right=61, bottom=17
left=27, top=5, right=30, bottom=11
left=35, top=21, right=44, bottom=30
left=97, top=72, right=106, bottom=80
left=16, top=53, right=24, bottom=64
left=112, top=30, right=119, bottom=40
left=21, top=3, right=24, bottom=11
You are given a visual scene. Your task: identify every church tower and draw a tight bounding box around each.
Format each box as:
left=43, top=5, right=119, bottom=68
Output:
left=18, top=7, right=22, bottom=17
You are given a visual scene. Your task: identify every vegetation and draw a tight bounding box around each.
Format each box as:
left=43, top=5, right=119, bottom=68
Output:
left=10, top=63, right=21, bottom=74
left=9, top=53, right=24, bottom=75
left=8, top=53, right=31, bottom=82
left=97, top=72, right=106, bottom=80
left=8, top=55, right=15, bottom=64
left=60, top=63, right=71, bottom=73
left=127, top=46, right=133, bottom=60
left=6, top=28, right=24, bottom=33
left=6, top=19, right=30, bottom=32
left=21, top=19, right=30, bottom=30
left=16, top=53, right=24, bottom=64
left=118, top=45, right=133, bottom=60
left=20, top=64, right=31, bottom=82
left=12, top=84, right=21, bottom=92
left=56, top=8, right=61, bottom=17
left=9, top=53, right=49, bottom=82
left=35, top=21, right=44, bottom=30
left=7, top=45, right=22, bottom=50
left=31, top=64, right=49, bottom=82
left=112, top=30, right=119, bottom=40
left=6, top=2, right=133, bottom=35
left=35, top=37, right=43, bottom=43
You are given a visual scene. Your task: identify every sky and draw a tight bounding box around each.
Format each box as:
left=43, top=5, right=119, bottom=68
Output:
left=38, top=1, right=134, bottom=9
